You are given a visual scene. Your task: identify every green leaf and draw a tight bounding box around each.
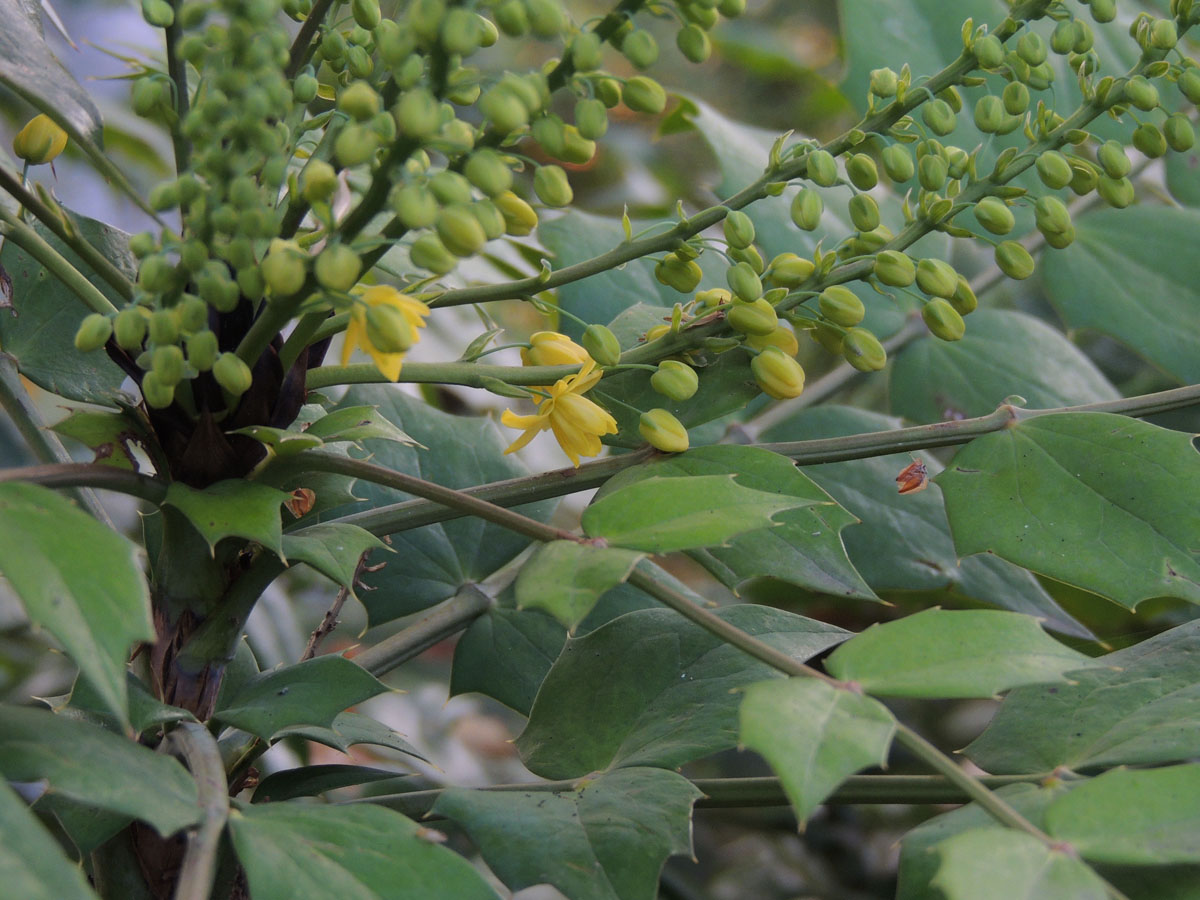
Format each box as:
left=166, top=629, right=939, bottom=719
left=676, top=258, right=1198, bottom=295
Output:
left=450, top=606, right=568, bottom=716
left=213, top=655, right=388, bottom=741
left=51, top=409, right=148, bottom=470
left=252, top=765, right=410, bottom=804
left=890, top=310, right=1119, bottom=423
left=164, top=479, right=289, bottom=557
left=33, top=794, right=129, bottom=859
left=0, top=482, right=152, bottom=722
left=323, top=388, right=554, bottom=624
left=824, top=608, right=1092, bottom=698
left=274, top=711, right=427, bottom=763
left=0, top=780, right=99, bottom=900
left=0, top=705, right=199, bottom=835
left=515, top=541, right=644, bottom=631
left=227, top=425, right=325, bottom=456
left=0, top=213, right=131, bottom=404
left=1042, top=207, right=1200, bottom=384
left=1045, top=765, right=1200, bottom=865
left=936, top=412, right=1200, bottom=609
left=596, top=445, right=874, bottom=600
left=931, top=828, right=1109, bottom=900
left=433, top=767, right=701, bottom=900
left=516, top=605, right=848, bottom=778
left=738, top=677, right=895, bottom=822
left=68, top=672, right=194, bottom=736
left=965, top=618, right=1200, bottom=774
left=582, top=473, right=818, bottom=553
left=304, top=405, right=418, bottom=445
left=281, top=523, right=388, bottom=592
left=228, top=803, right=498, bottom=900
left=761, top=407, right=1091, bottom=638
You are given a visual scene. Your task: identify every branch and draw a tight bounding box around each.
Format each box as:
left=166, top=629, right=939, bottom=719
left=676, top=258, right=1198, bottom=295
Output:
left=163, top=0, right=191, bottom=175
left=0, top=461, right=168, bottom=502
left=166, top=722, right=229, bottom=900
left=286, top=0, right=339, bottom=79
left=0, top=207, right=118, bottom=315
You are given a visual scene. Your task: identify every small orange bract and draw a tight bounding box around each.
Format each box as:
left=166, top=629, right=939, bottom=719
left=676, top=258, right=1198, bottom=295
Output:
left=896, top=459, right=929, bottom=495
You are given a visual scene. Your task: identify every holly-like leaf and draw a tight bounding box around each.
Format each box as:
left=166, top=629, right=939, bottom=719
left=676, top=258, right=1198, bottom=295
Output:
left=51, top=409, right=147, bottom=469
left=450, top=606, right=567, bottom=716
left=738, top=677, right=895, bottom=823
left=597, top=445, right=874, bottom=600
left=0, top=780, right=99, bottom=900
left=68, top=672, right=194, bottom=736
left=164, top=479, right=290, bottom=557
left=890, top=309, right=1119, bottom=424
left=0, top=705, right=198, bottom=836
left=303, top=405, right=417, bottom=445
left=434, top=767, right=701, bottom=900
left=0, top=482, right=152, bottom=722
left=281, top=523, right=388, bottom=592
left=516, top=605, right=848, bottom=778
left=931, top=828, right=1109, bottom=900
left=936, top=412, right=1200, bottom=609
left=824, top=609, right=1092, bottom=698
left=515, top=541, right=644, bottom=631
left=228, top=803, right=498, bottom=900
left=228, top=425, right=325, bottom=457
left=213, top=655, right=388, bottom=741
left=252, top=765, right=410, bottom=804
left=274, top=711, right=427, bottom=763
left=1045, top=765, right=1200, bottom=865
left=582, top=474, right=818, bottom=553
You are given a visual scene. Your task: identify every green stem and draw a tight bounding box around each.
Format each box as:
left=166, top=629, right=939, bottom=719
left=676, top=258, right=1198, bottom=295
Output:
left=0, top=461, right=168, bottom=502
left=352, top=584, right=494, bottom=677
left=286, top=0, right=338, bottom=78
left=0, top=208, right=118, bottom=315
left=233, top=274, right=317, bottom=368
left=163, top=0, right=191, bottom=176
left=307, top=360, right=580, bottom=390
left=0, top=166, right=135, bottom=301
left=166, top=722, right=228, bottom=900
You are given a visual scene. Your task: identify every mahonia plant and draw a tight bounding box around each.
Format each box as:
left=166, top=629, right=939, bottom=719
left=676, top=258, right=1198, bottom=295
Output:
left=3, top=0, right=1200, bottom=897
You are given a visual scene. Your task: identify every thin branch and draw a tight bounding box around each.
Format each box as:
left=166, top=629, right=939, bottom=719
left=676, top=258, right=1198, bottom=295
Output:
left=0, top=461, right=168, bottom=502
left=0, top=207, right=118, bottom=315
left=166, top=722, right=229, bottom=900
left=286, top=0, right=338, bottom=79
left=163, top=0, right=191, bottom=175
left=300, top=555, right=370, bottom=662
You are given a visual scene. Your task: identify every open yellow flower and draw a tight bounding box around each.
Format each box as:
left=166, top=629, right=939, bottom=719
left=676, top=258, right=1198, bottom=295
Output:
left=341, top=285, right=430, bottom=381
left=501, top=359, right=618, bottom=466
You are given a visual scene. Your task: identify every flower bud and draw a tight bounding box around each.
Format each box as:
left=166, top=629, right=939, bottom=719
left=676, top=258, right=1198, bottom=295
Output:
left=261, top=241, right=309, bottom=297
left=806, top=149, right=838, bottom=187
left=677, top=24, right=712, bottom=63
left=1035, top=151, right=1073, bottom=189
left=395, top=87, right=441, bottom=139
left=656, top=254, right=703, bottom=293
left=1069, top=159, right=1100, bottom=196
left=915, top=258, right=959, bottom=298
left=1097, top=140, right=1130, bottom=178
left=315, top=244, right=362, bottom=292
left=873, top=250, right=916, bottom=287
left=74, top=313, right=113, bottom=352
left=495, top=191, right=539, bottom=236
left=1132, top=123, right=1167, bottom=159
left=533, top=165, right=573, bottom=207
left=1123, top=76, right=1159, bottom=112
left=1002, top=81, right=1029, bottom=115
left=494, top=0, right=528, bottom=36
left=1034, top=196, right=1072, bottom=237
left=995, top=241, right=1035, bottom=280
left=339, top=81, right=381, bottom=121
left=213, top=352, right=253, bottom=398
left=810, top=322, right=843, bottom=354
left=186, top=329, right=219, bottom=372
left=1097, top=175, right=1135, bottom=208
left=574, top=98, right=608, bottom=140
left=869, top=67, right=899, bottom=97
left=650, top=359, right=699, bottom=401
left=818, top=285, right=865, bottom=327
left=727, top=298, right=777, bottom=336
left=569, top=32, right=602, bottom=70
left=790, top=188, right=823, bottom=231
left=1017, top=31, right=1047, bottom=66
left=726, top=261, right=762, bottom=302
left=747, top=323, right=799, bottom=356
left=351, top=0, right=380, bottom=29
left=114, top=307, right=149, bottom=351
left=922, top=99, right=956, bottom=136
left=1165, top=114, right=1195, bottom=152
left=436, top=204, right=488, bottom=257
left=1178, top=68, right=1200, bottom=105
left=973, top=34, right=1004, bottom=68
left=765, top=253, right=815, bottom=288
left=842, top=327, right=887, bottom=371
left=848, top=194, right=880, bottom=232
left=409, top=233, right=458, bottom=274
left=751, top=346, right=805, bottom=399
left=881, top=144, right=914, bottom=182
left=1050, top=20, right=1075, bottom=55
left=13, top=114, right=68, bottom=165
left=441, top=7, right=483, bottom=55
left=729, top=243, right=764, bottom=275
left=846, top=154, right=878, bottom=190
left=334, top=123, right=380, bottom=167
left=917, top=154, right=948, bottom=191
left=140, top=371, right=175, bottom=409
left=922, top=298, right=965, bottom=341
left=639, top=409, right=689, bottom=453
left=621, top=29, right=658, bottom=68
left=1090, top=0, right=1115, bottom=21
left=622, top=76, right=667, bottom=114
left=723, top=210, right=756, bottom=249
left=151, top=344, right=185, bottom=386
left=582, top=324, right=621, bottom=366
left=523, top=331, right=589, bottom=367
left=479, top=85, right=529, bottom=134
left=974, top=95, right=1004, bottom=133
left=950, top=276, right=978, bottom=316
left=364, top=303, right=416, bottom=353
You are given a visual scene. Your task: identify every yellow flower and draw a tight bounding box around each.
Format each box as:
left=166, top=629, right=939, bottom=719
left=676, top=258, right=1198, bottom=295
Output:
left=341, top=285, right=430, bottom=381
left=520, top=331, right=591, bottom=367
left=501, top=359, right=618, bottom=466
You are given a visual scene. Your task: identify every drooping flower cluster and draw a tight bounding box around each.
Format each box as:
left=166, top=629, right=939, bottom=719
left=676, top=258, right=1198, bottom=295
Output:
left=502, top=355, right=618, bottom=467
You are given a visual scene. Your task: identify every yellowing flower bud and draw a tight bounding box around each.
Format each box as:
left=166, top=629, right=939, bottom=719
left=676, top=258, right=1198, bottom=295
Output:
left=315, top=244, right=362, bottom=292
left=915, top=258, right=959, bottom=298
left=727, top=297, right=777, bottom=336
left=842, top=327, right=887, bottom=372
left=74, top=313, right=113, bottom=352
left=639, top=408, right=689, bottom=453
left=494, top=191, right=539, bottom=236
left=922, top=298, right=966, bottom=341
left=522, top=331, right=590, bottom=367
left=650, top=359, right=699, bottom=401
left=747, top=323, right=799, bottom=357
left=12, top=114, right=68, bottom=165
left=765, top=253, right=815, bottom=289
left=819, top=285, right=865, bottom=327
left=751, top=346, right=805, bottom=399
left=873, top=250, right=916, bottom=287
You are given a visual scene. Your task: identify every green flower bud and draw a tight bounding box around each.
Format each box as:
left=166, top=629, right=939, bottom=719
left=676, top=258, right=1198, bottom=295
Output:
left=1178, top=68, right=1200, bottom=105
left=848, top=194, right=880, bottom=232
left=1123, top=76, right=1159, bottom=112
left=365, top=303, right=416, bottom=353
left=622, top=29, right=659, bottom=69
left=441, top=7, right=483, bottom=56
left=494, top=0, right=528, bottom=36
left=724, top=210, right=756, bottom=249
left=1165, top=114, right=1195, bottom=152
left=471, top=199, right=507, bottom=240
left=1072, top=20, right=1094, bottom=54
left=319, top=28, right=347, bottom=62
left=151, top=344, right=185, bottom=386
left=338, top=81, right=381, bottom=121
left=1069, top=159, right=1100, bottom=196
left=974, top=196, right=1015, bottom=235
left=533, top=165, right=573, bottom=207
left=974, top=94, right=1005, bottom=133
left=1050, top=20, right=1076, bottom=55
left=765, top=253, right=815, bottom=288
left=874, top=249, right=916, bottom=286
left=727, top=297, right=777, bottom=335
left=140, top=370, right=174, bottom=409
left=261, top=242, right=309, bottom=297
left=819, top=285, right=865, bottom=327
left=395, top=88, right=441, bottom=139
left=1002, top=81, right=1030, bottom=116
left=1097, top=140, right=1131, bottom=178
left=656, top=254, right=703, bottom=293
left=495, top=191, right=539, bottom=236
left=148, top=309, right=180, bottom=346
left=995, top=241, right=1035, bottom=279
left=806, top=149, right=838, bottom=187
left=973, top=34, right=1005, bottom=69
left=842, top=327, right=887, bottom=372
left=594, top=77, right=622, bottom=109
left=1034, top=195, right=1072, bottom=237
left=479, top=85, right=529, bottom=134
left=334, top=123, right=380, bottom=167
left=569, top=32, right=603, bottom=71
left=730, top=244, right=764, bottom=275
left=696, top=288, right=731, bottom=308
left=148, top=181, right=179, bottom=212
left=177, top=295, right=208, bottom=333
left=684, top=4, right=718, bottom=27
left=557, top=125, right=596, bottom=165
left=922, top=99, right=956, bottom=136
left=916, top=258, right=959, bottom=298
left=1035, top=150, right=1073, bottom=189
left=236, top=266, right=265, bottom=303
left=582, top=324, right=622, bottom=367
left=315, top=244, right=362, bottom=292
left=388, top=182, right=438, bottom=229
left=531, top=115, right=567, bottom=158
left=212, top=352, right=252, bottom=399
left=726, top=261, right=763, bottom=302
left=129, top=232, right=157, bottom=259
left=74, top=313, right=113, bottom=352
left=436, top=204, right=488, bottom=257
left=1016, top=31, right=1047, bottom=66
left=141, top=0, right=174, bottom=27
left=922, top=298, right=966, bottom=341
left=650, top=359, right=699, bottom=401
left=114, top=307, right=148, bottom=351
left=808, top=322, right=842, bottom=354
left=846, top=153, right=878, bottom=190
left=944, top=146, right=969, bottom=180
left=177, top=321, right=217, bottom=370
left=197, top=264, right=240, bottom=313
left=677, top=24, right=712, bottom=63
left=409, top=233, right=458, bottom=274
left=950, top=276, right=978, bottom=315
left=1150, top=18, right=1177, bottom=51
left=751, top=346, right=805, bottom=399
left=1090, top=0, right=1115, bottom=23
left=574, top=98, right=608, bottom=140
left=1044, top=225, right=1075, bottom=250
left=410, top=0, right=446, bottom=43
left=639, top=408, right=689, bottom=453
left=428, top=170, right=472, bottom=205
left=882, top=144, right=915, bottom=182
left=622, top=76, right=667, bottom=114
left=138, top=255, right=176, bottom=294
left=179, top=239, right=208, bottom=274
left=869, top=67, right=899, bottom=97
left=526, top=0, right=566, bottom=38
left=790, top=188, right=823, bottom=231
left=917, top=153, right=948, bottom=192
left=1096, top=175, right=1135, bottom=208
left=351, top=0, right=380, bottom=29
left=1132, top=122, right=1167, bottom=158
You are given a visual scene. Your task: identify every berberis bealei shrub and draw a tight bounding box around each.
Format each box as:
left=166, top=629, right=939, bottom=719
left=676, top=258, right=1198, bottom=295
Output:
left=2, top=0, right=1200, bottom=896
